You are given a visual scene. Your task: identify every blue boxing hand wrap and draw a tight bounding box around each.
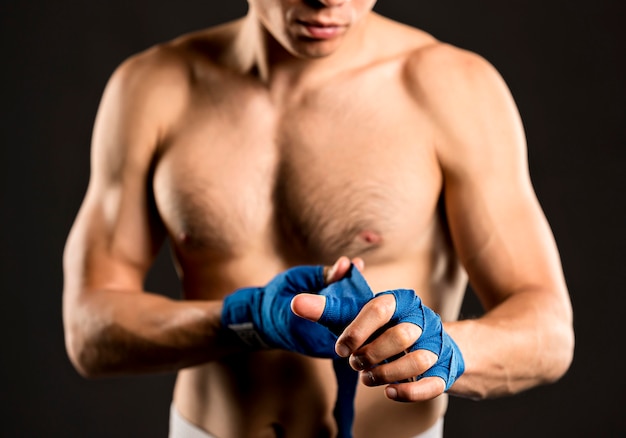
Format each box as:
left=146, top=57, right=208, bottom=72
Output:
left=221, top=265, right=338, bottom=358
left=318, top=265, right=373, bottom=438
left=378, top=289, right=465, bottom=391
left=222, top=264, right=374, bottom=438
left=318, top=264, right=374, bottom=336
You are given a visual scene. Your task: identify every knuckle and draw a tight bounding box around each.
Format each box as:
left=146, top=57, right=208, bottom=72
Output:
left=412, top=350, right=438, bottom=371
left=395, top=324, right=417, bottom=348
left=381, top=295, right=398, bottom=314
left=425, top=350, right=439, bottom=367
left=407, top=383, right=427, bottom=401
left=369, top=302, right=389, bottom=321
left=392, top=384, right=417, bottom=402
left=368, top=295, right=395, bottom=320
left=400, top=382, right=428, bottom=402
left=372, top=365, right=393, bottom=384
left=358, top=338, right=392, bottom=367
left=341, top=328, right=365, bottom=349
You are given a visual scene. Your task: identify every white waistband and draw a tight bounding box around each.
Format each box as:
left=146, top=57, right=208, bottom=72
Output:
left=169, top=403, right=443, bottom=438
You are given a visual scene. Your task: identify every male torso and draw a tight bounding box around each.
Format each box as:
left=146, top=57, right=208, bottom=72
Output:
left=147, top=13, right=467, bottom=437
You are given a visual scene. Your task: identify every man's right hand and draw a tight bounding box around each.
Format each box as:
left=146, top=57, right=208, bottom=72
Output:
left=220, top=257, right=365, bottom=358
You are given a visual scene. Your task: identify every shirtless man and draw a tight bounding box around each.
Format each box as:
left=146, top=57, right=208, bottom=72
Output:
left=62, top=1, right=575, bottom=437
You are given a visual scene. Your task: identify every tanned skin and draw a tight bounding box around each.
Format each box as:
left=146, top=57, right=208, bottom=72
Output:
left=63, top=1, right=574, bottom=436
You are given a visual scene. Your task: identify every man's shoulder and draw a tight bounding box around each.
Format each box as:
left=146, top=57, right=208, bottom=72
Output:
left=403, top=40, right=499, bottom=94
left=393, top=31, right=521, bottom=166
left=371, top=14, right=498, bottom=88
left=95, top=23, right=242, bottom=145
left=111, top=20, right=241, bottom=97
left=392, top=34, right=509, bottom=125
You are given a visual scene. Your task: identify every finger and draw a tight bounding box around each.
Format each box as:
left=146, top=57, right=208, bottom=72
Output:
left=291, top=294, right=326, bottom=322
left=279, top=265, right=328, bottom=292
left=335, top=293, right=396, bottom=356
left=351, top=257, right=365, bottom=272
left=384, top=377, right=445, bottom=402
left=360, top=349, right=438, bottom=385
left=349, top=322, right=422, bottom=370
left=323, top=256, right=352, bottom=285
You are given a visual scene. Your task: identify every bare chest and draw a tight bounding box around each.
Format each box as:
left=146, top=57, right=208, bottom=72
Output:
left=153, top=78, right=442, bottom=266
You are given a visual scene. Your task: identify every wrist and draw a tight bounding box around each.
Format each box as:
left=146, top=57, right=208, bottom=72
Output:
left=221, top=287, right=271, bottom=349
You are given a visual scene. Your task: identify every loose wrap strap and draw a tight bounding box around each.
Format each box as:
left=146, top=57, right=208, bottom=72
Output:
left=221, top=265, right=372, bottom=437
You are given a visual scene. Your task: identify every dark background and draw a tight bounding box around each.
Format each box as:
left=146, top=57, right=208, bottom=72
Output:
left=2, top=1, right=624, bottom=437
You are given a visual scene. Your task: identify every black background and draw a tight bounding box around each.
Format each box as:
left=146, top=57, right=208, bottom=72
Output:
left=2, top=1, right=625, bottom=437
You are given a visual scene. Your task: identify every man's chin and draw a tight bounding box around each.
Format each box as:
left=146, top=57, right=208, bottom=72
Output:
left=287, top=37, right=344, bottom=59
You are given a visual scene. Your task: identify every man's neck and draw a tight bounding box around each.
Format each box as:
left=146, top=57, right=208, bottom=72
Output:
left=234, top=11, right=376, bottom=95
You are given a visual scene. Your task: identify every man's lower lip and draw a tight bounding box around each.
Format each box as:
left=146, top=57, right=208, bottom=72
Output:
left=302, top=24, right=344, bottom=39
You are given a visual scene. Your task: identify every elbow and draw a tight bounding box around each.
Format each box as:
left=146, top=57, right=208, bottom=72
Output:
left=63, top=316, right=112, bottom=379
left=64, top=330, right=103, bottom=379
left=535, top=288, right=576, bottom=386
left=538, top=318, right=575, bottom=386
left=65, top=341, right=92, bottom=378
left=63, top=289, right=114, bottom=378
left=548, top=324, right=575, bottom=384
left=68, top=354, right=98, bottom=379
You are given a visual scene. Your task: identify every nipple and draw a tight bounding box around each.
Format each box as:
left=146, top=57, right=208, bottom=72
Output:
left=358, top=230, right=382, bottom=246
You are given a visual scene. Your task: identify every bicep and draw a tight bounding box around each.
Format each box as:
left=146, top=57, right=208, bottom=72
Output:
left=444, top=168, right=565, bottom=310
left=63, top=183, right=164, bottom=296
left=64, top=60, right=166, bottom=297
left=430, top=50, right=567, bottom=309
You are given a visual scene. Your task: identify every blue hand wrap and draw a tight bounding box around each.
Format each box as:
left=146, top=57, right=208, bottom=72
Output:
left=378, top=289, right=465, bottom=391
left=221, top=265, right=338, bottom=358
left=222, top=264, right=375, bottom=438
left=318, top=265, right=374, bottom=336
left=317, top=265, right=374, bottom=438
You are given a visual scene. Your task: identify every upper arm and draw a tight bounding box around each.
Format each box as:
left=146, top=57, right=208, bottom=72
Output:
left=63, top=48, right=188, bottom=298
left=412, top=45, right=569, bottom=311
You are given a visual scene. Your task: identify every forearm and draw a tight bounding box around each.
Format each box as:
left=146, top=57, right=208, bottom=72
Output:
left=446, top=289, right=574, bottom=400
left=63, top=288, right=240, bottom=377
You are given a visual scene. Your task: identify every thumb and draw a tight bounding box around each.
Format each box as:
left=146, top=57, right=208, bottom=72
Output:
left=291, top=294, right=327, bottom=322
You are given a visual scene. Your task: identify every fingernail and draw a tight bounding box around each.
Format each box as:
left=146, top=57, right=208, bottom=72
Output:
left=366, top=371, right=375, bottom=384
left=336, top=344, right=350, bottom=357
left=386, top=387, right=398, bottom=400
left=350, top=355, right=365, bottom=370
